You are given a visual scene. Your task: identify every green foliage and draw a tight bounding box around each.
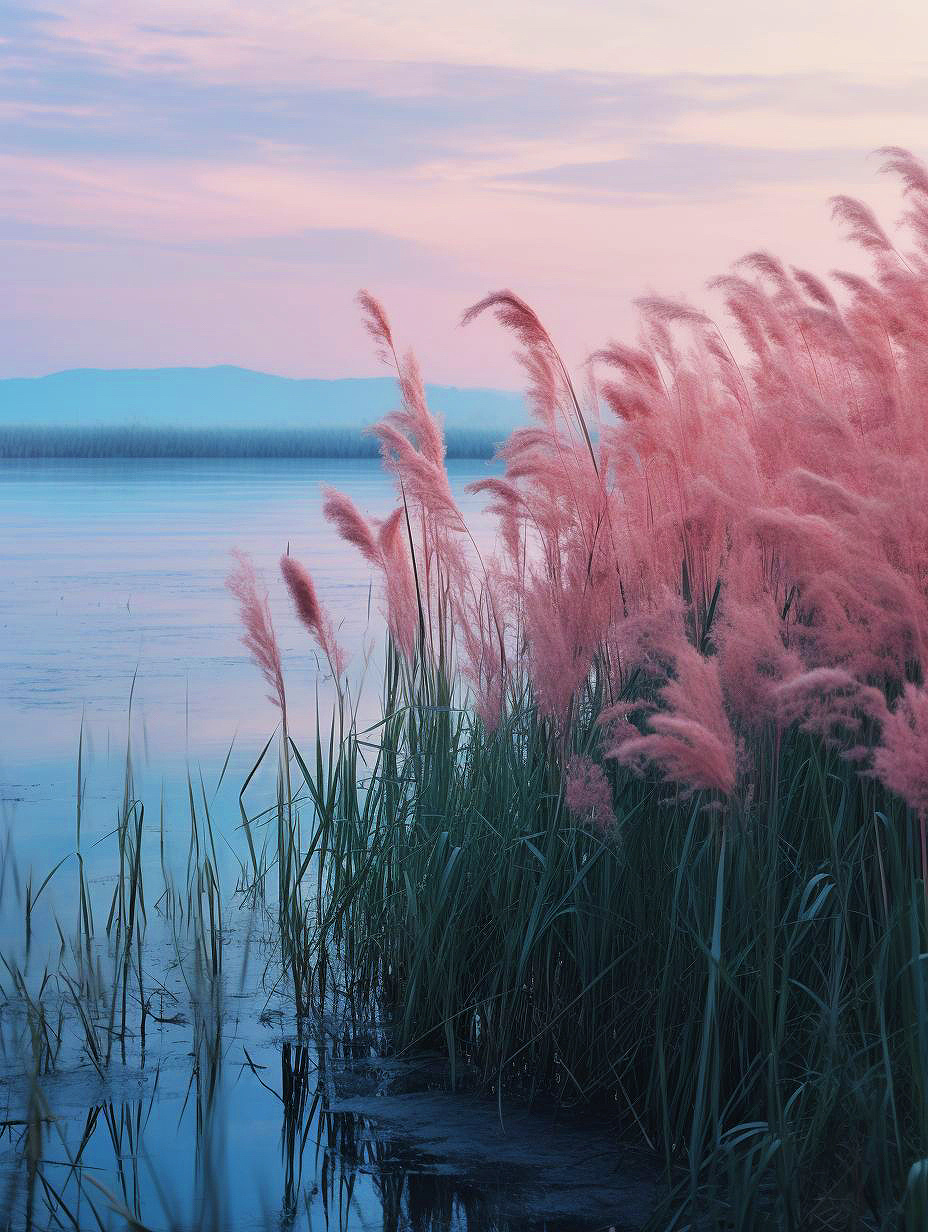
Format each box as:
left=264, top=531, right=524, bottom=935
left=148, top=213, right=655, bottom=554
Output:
left=300, top=651, right=928, bottom=1230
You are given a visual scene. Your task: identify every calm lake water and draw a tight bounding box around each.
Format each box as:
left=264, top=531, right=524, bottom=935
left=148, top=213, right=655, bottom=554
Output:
left=0, top=457, right=499, bottom=843
left=0, top=458, right=654, bottom=1231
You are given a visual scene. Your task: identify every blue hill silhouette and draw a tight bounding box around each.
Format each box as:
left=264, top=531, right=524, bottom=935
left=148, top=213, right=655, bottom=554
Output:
left=0, top=366, right=524, bottom=434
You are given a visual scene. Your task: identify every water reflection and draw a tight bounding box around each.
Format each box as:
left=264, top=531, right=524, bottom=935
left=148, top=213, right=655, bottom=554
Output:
left=0, top=458, right=649, bottom=1231
left=0, top=457, right=500, bottom=768
left=2, top=984, right=637, bottom=1231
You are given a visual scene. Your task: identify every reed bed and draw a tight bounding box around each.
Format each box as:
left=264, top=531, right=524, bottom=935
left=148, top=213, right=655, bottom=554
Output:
left=0, top=720, right=378, bottom=1230
left=246, top=149, right=928, bottom=1229
left=8, top=147, right=928, bottom=1229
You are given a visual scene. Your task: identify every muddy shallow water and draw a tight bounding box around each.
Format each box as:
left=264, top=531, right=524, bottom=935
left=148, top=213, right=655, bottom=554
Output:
left=0, top=800, right=659, bottom=1232
left=330, top=1078, right=657, bottom=1230
left=0, top=922, right=658, bottom=1231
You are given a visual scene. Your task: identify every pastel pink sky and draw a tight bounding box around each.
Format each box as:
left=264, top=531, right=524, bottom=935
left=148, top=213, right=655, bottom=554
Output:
left=4, top=0, right=928, bottom=386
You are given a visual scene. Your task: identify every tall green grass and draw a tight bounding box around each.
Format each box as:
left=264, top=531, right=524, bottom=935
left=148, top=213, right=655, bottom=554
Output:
left=290, top=644, right=928, bottom=1230
left=270, top=164, right=928, bottom=1228
left=8, top=600, right=924, bottom=1228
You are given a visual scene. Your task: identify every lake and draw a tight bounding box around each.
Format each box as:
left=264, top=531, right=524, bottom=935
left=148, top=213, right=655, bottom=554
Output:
left=0, top=457, right=655, bottom=1231
left=0, top=457, right=500, bottom=846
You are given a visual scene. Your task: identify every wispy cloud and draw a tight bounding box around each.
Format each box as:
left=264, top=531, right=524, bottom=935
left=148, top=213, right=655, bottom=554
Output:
left=3, top=0, right=928, bottom=381
left=5, top=6, right=925, bottom=170
left=495, top=143, right=868, bottom=202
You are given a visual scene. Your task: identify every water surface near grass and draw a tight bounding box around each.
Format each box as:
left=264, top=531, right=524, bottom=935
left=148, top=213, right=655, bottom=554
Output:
left=0, top=457, right=664, bottom=1231
left=0, top=864, right=656, bottom=1231
left=0, top=457, right=498, bottom=845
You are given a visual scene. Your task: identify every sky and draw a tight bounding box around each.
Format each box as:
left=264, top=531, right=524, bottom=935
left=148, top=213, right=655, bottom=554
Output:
left=3, top=0, right=928, bottom=386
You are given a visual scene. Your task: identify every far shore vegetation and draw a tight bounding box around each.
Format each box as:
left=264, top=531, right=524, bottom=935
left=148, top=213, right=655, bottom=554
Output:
left=0, top=425, right=501, bottom=460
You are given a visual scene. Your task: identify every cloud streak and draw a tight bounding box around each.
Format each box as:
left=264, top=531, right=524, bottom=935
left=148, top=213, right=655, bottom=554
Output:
left=3, top=0, right=928, bottom=382
left=495, top=143, right=868, bottom=201
left=5, top=7, right=927, bottom=169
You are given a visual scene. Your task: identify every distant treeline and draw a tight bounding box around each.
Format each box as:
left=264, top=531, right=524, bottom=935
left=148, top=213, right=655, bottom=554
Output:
left=0, top=426, right=502, bottom=460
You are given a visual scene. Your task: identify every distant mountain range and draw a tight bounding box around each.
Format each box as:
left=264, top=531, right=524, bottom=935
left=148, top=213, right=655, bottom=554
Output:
left=0, top=366, right=525, bottom=434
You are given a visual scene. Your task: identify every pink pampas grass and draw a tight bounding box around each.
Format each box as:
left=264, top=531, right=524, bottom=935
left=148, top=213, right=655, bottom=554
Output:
left=280, top=554, right=345, bottom=679
left=309, top=150, right=928, bottom=825
left=873, top=685, right=928, bottom=819
left=322, top=488, right=381, bottom=565
left=605, top=641, right=737, bottom=798
left=565, top=755, right=616, bottom=830
left=226, top=550, right=287, bottom=717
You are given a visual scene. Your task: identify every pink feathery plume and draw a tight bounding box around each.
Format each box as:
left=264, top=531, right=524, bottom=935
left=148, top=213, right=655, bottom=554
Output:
left=605, top=642, right=737, bottom=797
left=791, top=267, right=841, bottom=313
left=878, top=147, right=928, bottom=259
left=371, top=420, right=458, bottom=523
left=634, top=296, right=711, bottom=328
left=322, top=488, right=381, bottom=565
left=872, top=684, right=928, bottom=817
left=599, top=379, right=656, bottom=424
left=463, top=290, right=596, bottom=460
left=395, top=351, right=446, bottom=468
left=468, top=477, right=524, bottom=566
left=565, top=755, right=616, bottom=830
left=357, top=289, right=396, bottom=364
left=226, top=550, right=286, bottom=714
left=464, top=295, right=560, bottom=434
left=716, top=599, right=803, bottom=729
left=356, top=292, right=447, bottom=467
left=830, top=195, right=893, bottom=253
left=589, top=341, right=663, bottom=392
left=710, top=275, right=792, bottom=351
left=280, top=554, right=345, bottom=678
left=462, top=289, right=553, bottom=351
left=456, top=574, right=508, bottom=732
left=773, top=668, right=888, bottom=753
left=516, top=347, right=561, bottom=429
left=377, top=508, right=419, bottom=659
left=878, top=146, right=928, bottom=201
left=872, top=683, right=928, bottom=897
left=738, top=250, right=793, bottom=294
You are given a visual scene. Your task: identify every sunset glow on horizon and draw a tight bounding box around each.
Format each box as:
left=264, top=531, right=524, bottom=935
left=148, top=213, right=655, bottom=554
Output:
left=4, top=0, right=928, bottom=386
